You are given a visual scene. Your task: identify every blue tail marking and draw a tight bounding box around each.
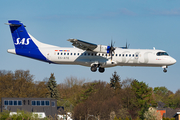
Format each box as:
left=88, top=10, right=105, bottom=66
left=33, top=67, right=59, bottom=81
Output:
left=8, top=20, right=48, bottom=62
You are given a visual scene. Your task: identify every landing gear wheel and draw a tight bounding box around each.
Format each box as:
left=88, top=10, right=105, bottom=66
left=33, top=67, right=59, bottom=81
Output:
left=91, top=65, right=97, bottom=72
left=99, top=67, right=105, bottom=73
left=163, top=68, right=167, bottom=73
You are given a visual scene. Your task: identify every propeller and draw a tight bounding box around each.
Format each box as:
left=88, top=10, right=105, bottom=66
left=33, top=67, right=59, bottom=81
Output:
left=121, top=41, right=130, bottom=49
left=109, top=40, right=116, bottom=60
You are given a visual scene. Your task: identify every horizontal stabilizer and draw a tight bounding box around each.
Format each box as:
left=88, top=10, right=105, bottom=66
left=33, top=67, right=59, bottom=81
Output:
left=5, top=23, right=26, bottom=27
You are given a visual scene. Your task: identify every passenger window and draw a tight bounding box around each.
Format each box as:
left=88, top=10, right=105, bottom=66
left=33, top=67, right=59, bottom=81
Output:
left=99, top=54, right=100, bottom=56
left=74, top=53, right=76, bottom=55
left=132, top=54, right=134, bottom=57
left=67, top=53, right=69, bottom=55
left=126, top=54, right=128, bottom=57
left=112, top=54, right=114, bottom=56
left=84, top=53, right=86, bottom=56
left=116, top=54, right=118, bottom=56
left=88, top=53, right=90, bottom=56
left=136, top=55, right=138, bottom=57
left=119, top=54, right=121, bottom=56
left=61, top=53, right=63, bottom=55
left=129, top=54, right=131, bottom=57
left=57, top=53, right=59, bottom=55
left=122, top=54, right=124, bottom=57
left=78, top=53, right=79, bottom=55
left=71, top=53, right=72, bottom=55
left=64, top=53, right=66, bottom=55
left=102, top=54, right=104, bottom=56
left=91, top=53, right=93, bottom=56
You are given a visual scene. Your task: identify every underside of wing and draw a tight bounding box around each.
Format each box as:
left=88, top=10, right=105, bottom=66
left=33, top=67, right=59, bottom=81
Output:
left=67, top=39, right=97, bottom=51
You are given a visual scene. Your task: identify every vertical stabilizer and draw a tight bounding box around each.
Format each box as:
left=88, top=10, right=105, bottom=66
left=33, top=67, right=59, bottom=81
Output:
left=7, top=20, right=50, bottom=62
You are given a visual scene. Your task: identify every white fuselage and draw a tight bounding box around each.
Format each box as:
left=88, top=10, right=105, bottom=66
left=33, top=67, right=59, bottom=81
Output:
left=38, top=47, right=176, bottom=68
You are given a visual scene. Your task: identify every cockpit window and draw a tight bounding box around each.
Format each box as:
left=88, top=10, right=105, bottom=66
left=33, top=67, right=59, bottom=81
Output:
left=156, top=52, right=169, bottom=56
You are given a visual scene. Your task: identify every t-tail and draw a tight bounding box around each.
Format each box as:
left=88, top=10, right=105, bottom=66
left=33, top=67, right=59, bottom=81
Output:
left=7, top=20, right=55, bottom=62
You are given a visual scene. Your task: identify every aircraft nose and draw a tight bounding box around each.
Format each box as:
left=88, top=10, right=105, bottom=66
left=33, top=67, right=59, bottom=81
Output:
left=171, top=58, right=176, bottom=64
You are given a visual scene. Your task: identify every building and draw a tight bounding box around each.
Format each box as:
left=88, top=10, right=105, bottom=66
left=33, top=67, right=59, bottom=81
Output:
left=174, top=112, right=180, bottom=120
left=1, top=98, right=57, bottom=117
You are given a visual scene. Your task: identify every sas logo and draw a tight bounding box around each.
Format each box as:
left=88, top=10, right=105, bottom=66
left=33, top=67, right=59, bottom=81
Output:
left=14, top=38, right=31, bottom=45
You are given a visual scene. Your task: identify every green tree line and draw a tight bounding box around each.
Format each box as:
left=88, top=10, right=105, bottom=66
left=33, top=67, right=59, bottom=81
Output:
left=0, top=70, right=179, bottom=120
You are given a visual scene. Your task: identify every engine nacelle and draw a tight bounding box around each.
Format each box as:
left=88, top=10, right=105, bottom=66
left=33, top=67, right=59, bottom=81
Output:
left=92, top=45, right=110, bottom=53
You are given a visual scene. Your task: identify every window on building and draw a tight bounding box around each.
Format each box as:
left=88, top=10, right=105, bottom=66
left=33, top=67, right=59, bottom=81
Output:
left=18, top=100, right=22, bottom=105
left=32, top=101, right=36, bottom=106
left=41, top=101, right=45, bottom=106
left=14, top=101, right=17, bottom=106
left=45, top=101, right=50, bottom=106
left=4, top=100, right=8, bottom=105
left=37, top=101, right=40, bottom=106
left=9, top=101, right=13, bottom=105
left=51, top=101, right=55, bottom=107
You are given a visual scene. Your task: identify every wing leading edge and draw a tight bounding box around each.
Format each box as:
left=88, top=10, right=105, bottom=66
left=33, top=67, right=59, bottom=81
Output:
left=67, top=39, right=97, bottom=51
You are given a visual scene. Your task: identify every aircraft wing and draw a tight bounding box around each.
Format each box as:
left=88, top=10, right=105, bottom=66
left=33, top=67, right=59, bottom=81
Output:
left=67, top=39, right=97, bottom=51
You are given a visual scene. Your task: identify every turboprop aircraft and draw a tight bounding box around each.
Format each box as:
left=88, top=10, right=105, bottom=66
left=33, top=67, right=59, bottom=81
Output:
left=6, top=20, right=176, bottom=73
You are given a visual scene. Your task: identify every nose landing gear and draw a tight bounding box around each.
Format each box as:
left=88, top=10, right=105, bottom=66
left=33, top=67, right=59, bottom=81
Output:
left=163, top=68, right=167, bottom=73
left=162, top=66, right=168, bottom=73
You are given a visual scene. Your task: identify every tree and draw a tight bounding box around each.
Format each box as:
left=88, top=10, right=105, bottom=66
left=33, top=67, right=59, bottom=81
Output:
left=153, top=86, right=169, bottom=102
left=144, top=107, right=161, bottom=120
left=131, top=80, right=156, bottom=120
left=0, top=70, right=49, bottom=104
left=110, top=71, right=122, bottom=90
left=47, top=73, right=59, bottom=99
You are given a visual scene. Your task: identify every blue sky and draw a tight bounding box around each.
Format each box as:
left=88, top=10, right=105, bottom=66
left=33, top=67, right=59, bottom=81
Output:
left=0, top=0, right=179, bottom=93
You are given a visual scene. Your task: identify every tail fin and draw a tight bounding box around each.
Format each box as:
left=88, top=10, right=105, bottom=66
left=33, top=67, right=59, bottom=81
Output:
left=7, top=20, right=54, bottom=62
left=8, top=20, right=38, bottom=49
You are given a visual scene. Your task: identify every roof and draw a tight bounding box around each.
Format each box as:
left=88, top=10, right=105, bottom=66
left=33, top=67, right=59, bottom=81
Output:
left=173, top=112, right=180, bottom=117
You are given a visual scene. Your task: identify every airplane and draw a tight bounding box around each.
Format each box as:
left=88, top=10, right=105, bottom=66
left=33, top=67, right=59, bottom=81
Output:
left=6, top=20, right=176, bottom=73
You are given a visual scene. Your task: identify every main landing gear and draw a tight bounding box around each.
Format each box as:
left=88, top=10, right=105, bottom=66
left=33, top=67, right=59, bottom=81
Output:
left=90, top=64, right=105, bottom=73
